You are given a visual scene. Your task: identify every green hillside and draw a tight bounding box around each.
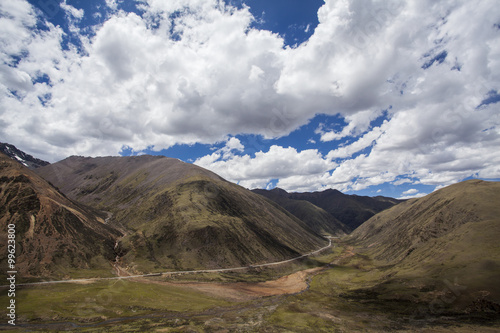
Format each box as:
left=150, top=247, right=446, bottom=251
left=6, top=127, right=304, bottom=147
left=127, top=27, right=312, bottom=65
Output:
left=349, top=179, right=500, bottom=313
left=36, top=156, right=327, bottom=273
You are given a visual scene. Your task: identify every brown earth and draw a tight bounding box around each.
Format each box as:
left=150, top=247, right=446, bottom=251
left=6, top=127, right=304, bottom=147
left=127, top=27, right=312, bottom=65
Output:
left=151, top=268, right=322, bottom=302
left=119, top=245, right=356, bottom=302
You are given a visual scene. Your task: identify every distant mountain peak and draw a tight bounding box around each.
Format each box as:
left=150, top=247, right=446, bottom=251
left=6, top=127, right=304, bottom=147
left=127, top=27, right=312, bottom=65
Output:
left=253, top=187, right=402, bottom=232
left=269, top=187, right=289, bottom=195
left=0, top=142, right=50, bottom=169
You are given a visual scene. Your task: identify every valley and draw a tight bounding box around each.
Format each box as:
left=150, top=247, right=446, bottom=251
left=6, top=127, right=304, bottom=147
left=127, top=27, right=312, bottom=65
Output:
left=0, top=150, right=499, bottom=332
left=2, top=239, right=498, bottom=332
left=1, top=0, right=499, bottom=331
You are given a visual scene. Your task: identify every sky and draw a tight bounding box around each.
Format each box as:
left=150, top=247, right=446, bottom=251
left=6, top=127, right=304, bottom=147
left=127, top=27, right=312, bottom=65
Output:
left=1, top=0, right=499, bottom=199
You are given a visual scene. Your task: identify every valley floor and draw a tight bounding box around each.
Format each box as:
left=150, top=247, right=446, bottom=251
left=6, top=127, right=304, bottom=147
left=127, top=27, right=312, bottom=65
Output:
left=1, top=240, right=499, bottom=332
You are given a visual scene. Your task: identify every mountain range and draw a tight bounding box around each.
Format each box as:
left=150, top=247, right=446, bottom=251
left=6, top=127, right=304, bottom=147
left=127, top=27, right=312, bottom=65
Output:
left=1, top=144, right=499, bottom=330
left=253, top=187, right=403, bottom=231
left=34, top=155, right=327, bottom=274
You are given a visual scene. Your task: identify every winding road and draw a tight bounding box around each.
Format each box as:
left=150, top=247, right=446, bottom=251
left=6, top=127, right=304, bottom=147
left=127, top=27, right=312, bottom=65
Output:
left=3, top=237, right=334, bottom=288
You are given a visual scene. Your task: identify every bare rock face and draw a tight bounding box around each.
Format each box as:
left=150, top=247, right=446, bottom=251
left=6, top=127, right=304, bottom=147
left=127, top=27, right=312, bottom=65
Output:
left=0, top=142, right=50, bottom=169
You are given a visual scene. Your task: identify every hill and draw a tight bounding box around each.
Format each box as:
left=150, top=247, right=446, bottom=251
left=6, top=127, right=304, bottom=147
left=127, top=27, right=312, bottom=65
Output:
left=252, top=188, right=350, bottom=236
left=0, top=142, right=50, bottom=169
left=253, top=187, right=402, bottom=231
left=36, top=155, right=327, bottom=273
left=0, top=153, right=120, bottom=280
left=349, top=179, right=500, bottom=311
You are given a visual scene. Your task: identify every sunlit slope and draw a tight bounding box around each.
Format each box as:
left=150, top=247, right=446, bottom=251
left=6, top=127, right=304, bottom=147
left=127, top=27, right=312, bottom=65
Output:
left=36, top=155, right=326, bottom=272
left=0, top=153, right=120, bottom=280
left=350, top=179, right=500, bottom=302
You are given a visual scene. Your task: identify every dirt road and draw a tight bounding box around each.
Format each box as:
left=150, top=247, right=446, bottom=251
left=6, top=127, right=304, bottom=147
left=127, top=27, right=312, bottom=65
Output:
left=3, top=238, right=333, bottom=288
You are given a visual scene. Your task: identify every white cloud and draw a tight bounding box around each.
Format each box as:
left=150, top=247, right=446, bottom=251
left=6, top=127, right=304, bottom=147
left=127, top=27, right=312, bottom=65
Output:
left=399, top=190, right=427, bottom=200
left=402, top=189, right=418, bottom=196
left=316, top=110, right=384, bottom=142
left=60, top=0, right=84, bottom=20
left=326, top=125, right=384, bottom=159
left=104, top=0, right=120, bottom=11
left=0, top=0, right=499, bottom=194
left=203, top=137, right=245, bottom=161
left=195, top=145, right=336, bottom=190
left=392, top=178, right=413, bottom=186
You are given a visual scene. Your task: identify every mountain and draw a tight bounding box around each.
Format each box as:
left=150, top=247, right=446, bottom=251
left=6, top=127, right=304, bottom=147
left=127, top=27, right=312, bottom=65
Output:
left=0, top=142, right=50, bottom=169
left=350, top=179, right=500, bottom=308
left=0, top=152, right=120, bottom=280
left=253, top=187, right=402, bottom=231
left=252, top=188, right=350, bottom=236
left=35, top=155, right=327, bottom=273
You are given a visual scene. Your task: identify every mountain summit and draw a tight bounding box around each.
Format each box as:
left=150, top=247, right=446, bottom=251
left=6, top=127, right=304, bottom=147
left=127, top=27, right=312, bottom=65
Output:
left=0, top=143, right=50, bottom=169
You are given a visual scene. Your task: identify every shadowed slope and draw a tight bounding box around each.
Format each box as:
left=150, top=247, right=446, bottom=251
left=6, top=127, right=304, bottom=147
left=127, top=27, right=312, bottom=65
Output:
left=290, top=189, right=402, bottom=230
left=254, top=187, right=402, bottom=231
left=252, top=188, right=350, bottom=236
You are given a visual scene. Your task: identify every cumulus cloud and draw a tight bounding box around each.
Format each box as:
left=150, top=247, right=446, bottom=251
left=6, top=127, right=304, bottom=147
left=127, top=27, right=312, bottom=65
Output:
left=0, top=0, right=499, bottom=193
left=399, top=189, right=427, bottom=200
left=316, top=110, right=384, bottom=142
left=195, top=144, right=336, bottom=189
left=104, top=0, right=120, bottom=11
left=402, top=189, right=418, bottom=195
left=60, top=0, right=84, bottom=20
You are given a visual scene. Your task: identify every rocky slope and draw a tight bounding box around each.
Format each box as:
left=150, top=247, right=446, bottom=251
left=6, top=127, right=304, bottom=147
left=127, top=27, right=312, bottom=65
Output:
left=0, top=153, right=120, bottom=280
left=0, top=142, right=50, bottom=169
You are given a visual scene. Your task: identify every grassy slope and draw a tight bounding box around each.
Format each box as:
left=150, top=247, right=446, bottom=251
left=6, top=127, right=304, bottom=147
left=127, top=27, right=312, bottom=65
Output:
left=36, top=156, right=326, bottom=273
left=118, top=177, right=326, bottom=272
left=7, top=242, right=499, bottom=332
left=264, top=243, right=500, bottom=332
left=348, top=180, right=500, bottom=312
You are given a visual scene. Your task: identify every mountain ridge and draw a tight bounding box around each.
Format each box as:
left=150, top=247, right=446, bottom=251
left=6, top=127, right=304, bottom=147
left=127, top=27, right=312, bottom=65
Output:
left=0, top=142, right=50, bottom=169
left=253, top=187, right=403, bottom=231
left=35, top=155, right=327, bottom=273
left=252, top=188, right=351, bottom=236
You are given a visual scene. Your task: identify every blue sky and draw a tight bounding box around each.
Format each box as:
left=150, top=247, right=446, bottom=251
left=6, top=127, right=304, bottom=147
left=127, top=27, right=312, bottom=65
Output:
left=1, top=0, right=500, bottom=199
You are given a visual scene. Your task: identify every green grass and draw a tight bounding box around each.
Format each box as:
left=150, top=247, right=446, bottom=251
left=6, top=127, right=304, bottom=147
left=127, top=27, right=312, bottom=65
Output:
left=10, top=279, right=233, bottom=324
left=3, top=242, right=499, bottom=332
left=262, top=240, right=500, bottom=332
